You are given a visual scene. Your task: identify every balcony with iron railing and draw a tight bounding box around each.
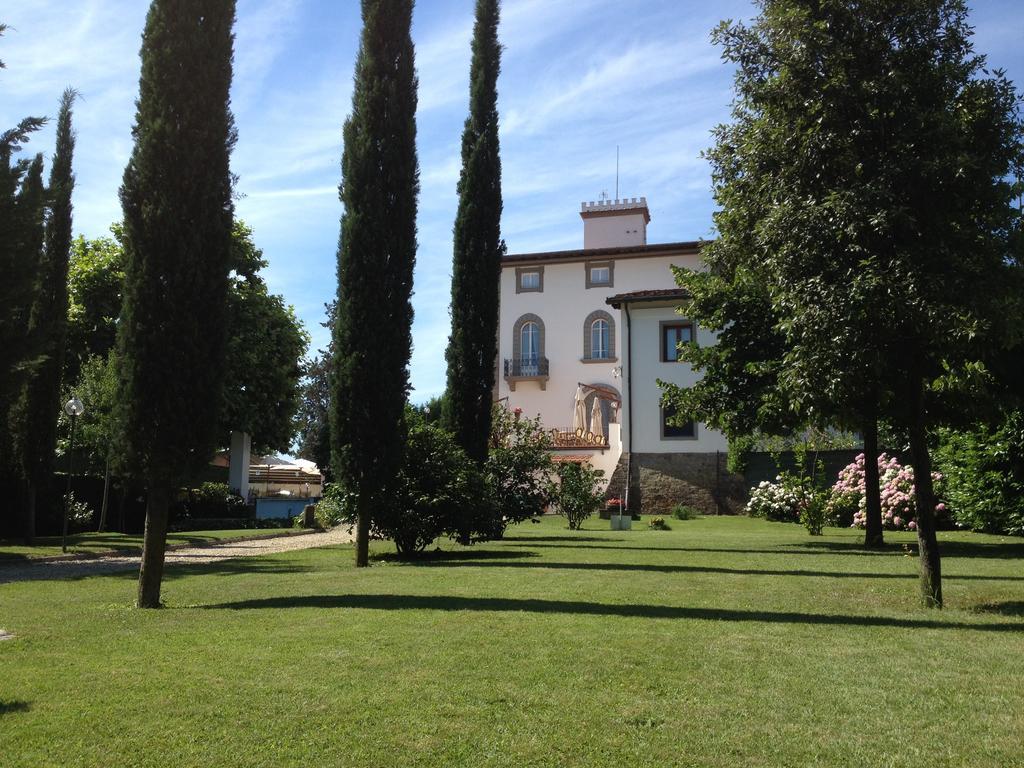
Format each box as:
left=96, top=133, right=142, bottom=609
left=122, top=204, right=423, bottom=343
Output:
left=503, top=356, right=549, bottom=391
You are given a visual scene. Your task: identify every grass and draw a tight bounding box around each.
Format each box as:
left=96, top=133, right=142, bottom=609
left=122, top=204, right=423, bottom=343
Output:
left=1, top=515, right=1022, bottom=767
left=0, top=528, right=298, bottom=561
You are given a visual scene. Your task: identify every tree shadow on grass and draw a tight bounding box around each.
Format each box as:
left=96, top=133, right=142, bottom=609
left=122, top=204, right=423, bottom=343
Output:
left=507, top=543, right=909, bottom=557
left=507, top=539, right=1024, bottom=561
left=793, top=539, right=1024, bottom=560
left=0, top=700, right=31, bottom=716
left=972, top=601, right=1024, bottom=618
left=372, top=549, right=538, bottom=563
left=202, top=593, right=1024, bottom=633
left=500, top=535, right=624, bottom=543
left=395, top=558, right=1023, bottom=582
left=0, top=558, right=315, bottom=585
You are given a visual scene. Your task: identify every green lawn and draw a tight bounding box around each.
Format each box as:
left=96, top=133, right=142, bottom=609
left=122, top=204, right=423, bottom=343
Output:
left=0, top=528, right=298, bottom=561
left=1, top=515, right=1022, bottom=767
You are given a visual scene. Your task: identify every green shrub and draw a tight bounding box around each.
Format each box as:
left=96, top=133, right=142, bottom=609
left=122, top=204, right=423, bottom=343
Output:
left=485, top=405, right=555, bottom=533
left=799, top=491, right=829, bottom=536
left=329, top=410, right=495, bottom=556
left=649, top=516, right=671, bottom=530
left=313, top=484, right=350, bottom=529
left=555, top=461, right=604, bottom=530
left=671, top=504, right=699, bottom=521
left=63, top=492, right=94, bottom=532
left=184, top=482, right=246, bottom=519
left=934, top=412, right=1024, bottom=536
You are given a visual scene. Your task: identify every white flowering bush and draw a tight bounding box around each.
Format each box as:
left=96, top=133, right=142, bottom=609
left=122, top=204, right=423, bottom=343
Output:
left=745, top=477, right=802, bottom=523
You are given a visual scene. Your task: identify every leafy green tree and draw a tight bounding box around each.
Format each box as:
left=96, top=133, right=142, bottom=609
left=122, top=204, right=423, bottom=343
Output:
left=15, top=89, right=77, bottom=542
left=59, top=353, right=121, bottom=531
left=686, top=0, right=1024, bottom=607
left=331, top=0, right=419, bottom=568
left=934, top=411, right=1024, bottom=536
left=443, top=0, right=504, bottom=464
left=221, top=222, right=309, bottom=453
left=65, top=231, right=125, bottom=385
left=117, top=0, right=237, bottom=608
left=296, top=352, right=333, bottom=476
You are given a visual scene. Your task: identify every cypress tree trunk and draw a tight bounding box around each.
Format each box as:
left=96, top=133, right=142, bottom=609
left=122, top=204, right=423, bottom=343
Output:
left=137, top=484, right=169, bottom=609
left=331, top=0, right=419, bottom=568
left=355, top=501, right=370, bottom=568
left=862, top=414, right=884, bottom=548
left=908, top=377, right=942, bottom=608
left=443, top=0, right=504, bottom=464
left=119, top=0, right=236, bottom=605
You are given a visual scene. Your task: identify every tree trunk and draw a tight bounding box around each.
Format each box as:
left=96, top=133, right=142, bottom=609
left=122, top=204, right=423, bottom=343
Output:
left=98, top=461, right=111, bottom=533
left=908, top=378, right=942, bottom=608
left=117, top=484, right=127, bottom=533
left=137, top=484, right=170, bottom=609
left=862, top=415, right=884, bottom=548
left=355, top=495, right=370, bottom=567
left=23, top=482, right=36, bottom=546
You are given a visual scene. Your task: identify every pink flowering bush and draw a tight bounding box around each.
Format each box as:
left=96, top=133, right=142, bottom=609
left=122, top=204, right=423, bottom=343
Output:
left=829, top=453, right=941, bottom=532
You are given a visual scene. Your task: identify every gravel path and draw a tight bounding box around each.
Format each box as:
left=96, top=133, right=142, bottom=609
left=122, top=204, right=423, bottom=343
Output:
left=0, top=527, right=355, bottom=584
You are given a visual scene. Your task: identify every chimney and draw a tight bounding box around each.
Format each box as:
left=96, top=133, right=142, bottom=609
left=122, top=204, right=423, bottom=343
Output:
left=579, top=197, right=650, bottom=249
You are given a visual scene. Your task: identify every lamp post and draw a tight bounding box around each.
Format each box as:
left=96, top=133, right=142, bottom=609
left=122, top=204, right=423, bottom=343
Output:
left=62, top=397, right=85, bottom=553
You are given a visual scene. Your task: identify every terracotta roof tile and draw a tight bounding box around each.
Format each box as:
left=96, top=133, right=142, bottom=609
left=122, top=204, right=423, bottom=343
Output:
left=605, top=288, right=691, bottom=307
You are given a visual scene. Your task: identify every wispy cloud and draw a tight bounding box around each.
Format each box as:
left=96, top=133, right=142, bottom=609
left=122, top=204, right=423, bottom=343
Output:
left=3, top=0, right=1023, bottom=404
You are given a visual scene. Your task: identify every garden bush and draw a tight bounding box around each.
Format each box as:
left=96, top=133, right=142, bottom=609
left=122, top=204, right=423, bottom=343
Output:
left=671, top=504, right=700, bottom=521
left=183, top=482, right=247, bottom=519
left=934, top=413, right=1024, bottom=536
left=63, top=491, right=95, bottom=532
left=649, top=516, right=671, bottom=530
left=799, top=491, right=828, bottom=536
left=331, top=409, right=494, bottom=556
left=485, top=405, right=555, bottom=533
left=312, top=483, right=350, bottom=529
left=554, top=461, right=604, bottom=530
left=829, top=453, right=943, bottom=532
left=745, top=477, right=802, bottom=523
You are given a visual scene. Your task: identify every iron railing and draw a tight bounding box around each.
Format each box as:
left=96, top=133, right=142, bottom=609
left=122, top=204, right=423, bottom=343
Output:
left=504, top=356, right=549, bottom=378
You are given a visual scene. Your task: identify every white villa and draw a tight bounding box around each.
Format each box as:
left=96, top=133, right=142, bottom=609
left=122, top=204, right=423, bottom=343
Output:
left=497, top=197, right=742, bottom=514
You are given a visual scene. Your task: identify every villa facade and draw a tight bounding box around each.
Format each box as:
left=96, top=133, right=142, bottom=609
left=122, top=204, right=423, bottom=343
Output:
left=497, top=197, right=742, bottom=514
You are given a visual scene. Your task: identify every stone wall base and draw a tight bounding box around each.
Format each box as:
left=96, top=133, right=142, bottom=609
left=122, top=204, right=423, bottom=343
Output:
left=605, top=452, right=745, bottom=516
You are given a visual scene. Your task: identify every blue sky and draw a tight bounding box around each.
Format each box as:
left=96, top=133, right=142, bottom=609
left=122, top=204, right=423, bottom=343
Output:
left=3, top=0, right=1023, bottom=402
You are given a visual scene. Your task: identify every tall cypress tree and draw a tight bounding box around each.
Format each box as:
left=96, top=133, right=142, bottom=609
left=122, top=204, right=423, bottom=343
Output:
left=331, top=0, right=419, bottom=568
left=0, top=153, right=45, bottom=537
left=443, top=0, right=504, bottom=465
left=118, top=0, right=236, bottom=607
left=15, top=88, right=77, bottom=543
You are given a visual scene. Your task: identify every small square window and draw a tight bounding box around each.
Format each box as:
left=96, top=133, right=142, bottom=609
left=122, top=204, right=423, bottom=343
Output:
left=662, top=404, right=696, bottom=439
left=585, top=261, right=614, bottom=289
left=520, top=271, right=540, bottom=290
left=662, top=322, right=694, bottom=362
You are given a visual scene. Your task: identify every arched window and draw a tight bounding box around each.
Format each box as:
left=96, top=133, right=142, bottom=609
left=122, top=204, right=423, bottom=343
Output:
left=511, top=314, right=546, bottom=378
left=591, top=319, right=609, bottom=359
left=582, top=310, right=616, bottom=361
left=521, top=322, right=539, bottom=368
